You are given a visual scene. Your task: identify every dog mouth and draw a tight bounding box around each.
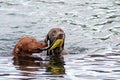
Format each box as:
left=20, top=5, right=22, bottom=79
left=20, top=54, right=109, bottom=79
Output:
left=48, top=38, right=64, bottom=50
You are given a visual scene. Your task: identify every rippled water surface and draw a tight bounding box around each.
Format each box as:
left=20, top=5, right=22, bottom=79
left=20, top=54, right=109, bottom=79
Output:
left=0, top=0, right=120, bottom=80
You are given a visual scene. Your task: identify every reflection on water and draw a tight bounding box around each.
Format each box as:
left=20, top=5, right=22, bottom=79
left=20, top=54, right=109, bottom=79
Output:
left=0, top=51, right=120, bottom=80
left=13, top=55, right=43, bottom=67
left=46, top=55, right=65, bottom=75
left=13, top=54, right=65, bottom=75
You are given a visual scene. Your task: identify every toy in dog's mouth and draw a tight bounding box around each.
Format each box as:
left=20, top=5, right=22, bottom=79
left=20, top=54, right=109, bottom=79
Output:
left=49, top=38, right=64, bottom=50
left=37, top=38, right=64, bottom=51
left=36, top=33, right=65, bottom=52
left=48, top=33, right=64, bottom=50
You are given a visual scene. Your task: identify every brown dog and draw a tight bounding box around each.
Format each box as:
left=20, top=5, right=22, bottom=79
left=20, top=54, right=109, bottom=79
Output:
left=44, top=28, right=65, bottom=56
left=13, top=36, right=46, bottom=57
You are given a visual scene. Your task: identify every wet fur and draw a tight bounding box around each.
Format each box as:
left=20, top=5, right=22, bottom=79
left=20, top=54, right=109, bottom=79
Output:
left=44, top=28, right=65, bottom=55
left=13, top=37, right=46, bottom=57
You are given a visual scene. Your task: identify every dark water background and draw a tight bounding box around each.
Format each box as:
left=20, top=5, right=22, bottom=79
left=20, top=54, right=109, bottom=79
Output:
left=0, top=0, right=120, bottom=80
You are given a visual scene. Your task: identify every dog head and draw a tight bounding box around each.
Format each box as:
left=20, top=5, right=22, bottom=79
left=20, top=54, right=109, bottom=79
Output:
left=48, top=28, right=65, bottom=41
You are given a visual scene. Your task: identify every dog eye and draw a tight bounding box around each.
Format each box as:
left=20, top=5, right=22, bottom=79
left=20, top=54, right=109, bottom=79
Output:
left=52, top=31, right=57, bottom=36
left=53, top=30, right=56, bottom=33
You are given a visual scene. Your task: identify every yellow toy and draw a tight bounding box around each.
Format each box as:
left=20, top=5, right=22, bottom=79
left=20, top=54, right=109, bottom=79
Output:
left=49, top=39, right=64, bottom=50
left=37, top=38, right=64, bottom=51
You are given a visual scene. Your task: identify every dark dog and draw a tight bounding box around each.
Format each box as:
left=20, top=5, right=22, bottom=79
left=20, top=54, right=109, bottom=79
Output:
left=44, top=28, right=65, bottom=56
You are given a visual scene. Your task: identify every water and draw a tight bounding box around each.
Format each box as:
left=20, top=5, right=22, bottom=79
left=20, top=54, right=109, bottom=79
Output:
left=0, top=0, right=120, bottom=80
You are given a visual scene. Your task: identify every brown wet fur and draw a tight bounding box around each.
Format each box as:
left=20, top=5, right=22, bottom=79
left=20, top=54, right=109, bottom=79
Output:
left=13, top=36, right=46, bottom=57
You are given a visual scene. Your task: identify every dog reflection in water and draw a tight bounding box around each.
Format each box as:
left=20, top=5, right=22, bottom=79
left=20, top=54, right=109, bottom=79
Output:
left=46, top=55, right=65, bottom=74
left=13, top=54, right=65, bottom=75
left=13, top=54, right=65, bottom=74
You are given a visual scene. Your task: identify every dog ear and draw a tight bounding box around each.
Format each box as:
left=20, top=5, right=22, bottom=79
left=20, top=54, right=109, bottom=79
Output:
left=44, top=34, right=49, bottom=46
